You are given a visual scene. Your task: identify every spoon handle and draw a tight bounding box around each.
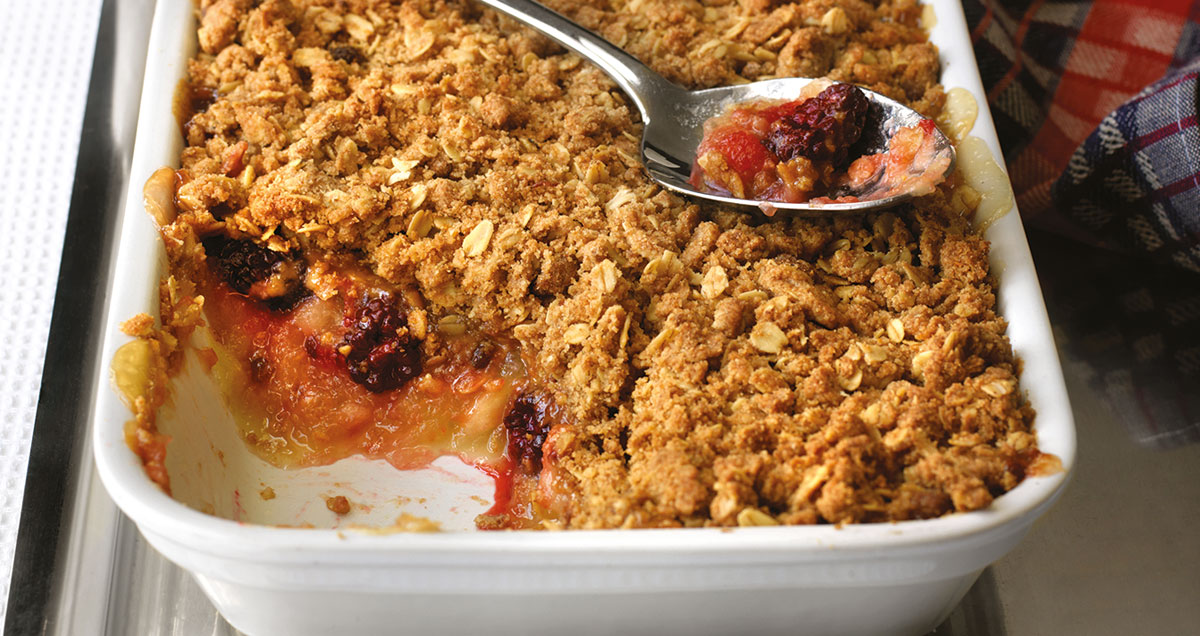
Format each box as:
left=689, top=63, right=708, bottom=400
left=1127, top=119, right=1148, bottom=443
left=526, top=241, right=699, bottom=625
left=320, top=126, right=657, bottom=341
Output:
left=473, top=0, right=682, bottom=123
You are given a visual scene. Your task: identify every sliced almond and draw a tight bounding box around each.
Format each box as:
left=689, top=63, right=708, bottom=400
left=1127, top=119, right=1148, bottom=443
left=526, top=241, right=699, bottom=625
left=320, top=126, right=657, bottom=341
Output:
left=518, top=204, right=535, bottom=228
left=438, top=315, right=466, bottom=336
left=239, top=163, right=256, bottom=189
left=293, top=47, right=326, bottom=68
left=440, top=139, right=463, bottom=162
left=512, top=323, right=538, bottom=340
left=701, top=265, right=729, bottom=299
left=796, top=464, right=831, bottom=501
left=912, top=350, right=935, bottom=379
left=641, top=250, right=678, bottom=278
left=584, top=160, right=608, bottom=185
left=312, top=9, right=343, bottom=34
left=494, top=227, right=521, bottom=250
left=736, top=508, right=778, bottom=527
left=462, top=219, right=494, bottom=257
left=388, top=158, right=420, bottom=185
left=598, top=259, right=620, bottom=293
left=563, top=323, right=590, bottom=345
left=863, top=344, right=889, bottom=364
left=750, top=322, right=787, bottom=354
left=844, top=343, right=863, bottom=362
left=643, top=326, right=675, bottom=357
left=408, top=183, right=428, bottom=210
left=738, top=290, right=768, bottom=304
left=981, top=380, right=1014, bottom=397
left=838, top=369, right=863, bottom=392
left=406, top=208, right=433, bottom=239
left=344, top=13, right=375, bottom=41
left=391, top=84, right=419, bottom=97
left=607, top=187, right=636, bottom=211
left=820, top=7, right=851, bottom=35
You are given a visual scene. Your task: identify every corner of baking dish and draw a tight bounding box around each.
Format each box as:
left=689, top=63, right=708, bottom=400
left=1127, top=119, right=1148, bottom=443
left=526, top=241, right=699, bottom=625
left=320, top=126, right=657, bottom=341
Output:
left=92, top=0, right=1075, bottom=555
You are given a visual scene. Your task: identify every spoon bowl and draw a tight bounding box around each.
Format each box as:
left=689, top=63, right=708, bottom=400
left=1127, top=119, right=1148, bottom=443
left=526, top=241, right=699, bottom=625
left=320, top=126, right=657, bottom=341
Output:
left=477, top=0, right=955, bottom=215
left=643, top=78, right=955, bottom=214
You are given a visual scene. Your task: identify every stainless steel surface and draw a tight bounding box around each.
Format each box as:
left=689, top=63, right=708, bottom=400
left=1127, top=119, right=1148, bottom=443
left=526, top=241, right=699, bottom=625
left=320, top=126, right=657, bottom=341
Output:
left=103, top=520, right=235, bottom=636
left=4, top=0, right=151, bottom=632
left=7, top=0, right=1197, bottom=634
left=54, top=333, right=1200, bottom=636
left=473, top=0, right=955, bottom=215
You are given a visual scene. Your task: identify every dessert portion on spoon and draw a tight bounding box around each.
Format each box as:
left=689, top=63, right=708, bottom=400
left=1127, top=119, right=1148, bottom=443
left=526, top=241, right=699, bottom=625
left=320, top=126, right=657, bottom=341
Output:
left=473, top=0, right=956, bottom=215
left=690, top=81, right=953, bottom=210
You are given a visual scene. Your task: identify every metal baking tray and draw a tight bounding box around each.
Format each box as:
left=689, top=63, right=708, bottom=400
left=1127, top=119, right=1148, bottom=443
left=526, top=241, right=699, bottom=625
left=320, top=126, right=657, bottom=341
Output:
left=5, top=1, right=1069, bottom=634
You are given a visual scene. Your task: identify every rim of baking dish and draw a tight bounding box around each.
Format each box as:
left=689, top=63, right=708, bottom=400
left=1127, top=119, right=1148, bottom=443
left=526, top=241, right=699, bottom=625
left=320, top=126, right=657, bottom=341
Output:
left=92, top=0, right=1076, bottom=559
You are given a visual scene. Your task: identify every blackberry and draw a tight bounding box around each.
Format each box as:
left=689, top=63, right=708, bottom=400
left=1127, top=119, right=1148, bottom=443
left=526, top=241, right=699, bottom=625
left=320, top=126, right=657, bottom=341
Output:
left=763, top=83, right=869, bottom=166
left=469, top=341, right=496, bottom=369
left=189, top=85, right=218, bottom=114
left=183, top=85, right=218, bottom=140
left=202, top=235, right=309, bottom=312
left=329, top=45, right=365, bottom=64
left=504, top=393, right=552, bottom=472
left=339, top=293, right=422, bottom=393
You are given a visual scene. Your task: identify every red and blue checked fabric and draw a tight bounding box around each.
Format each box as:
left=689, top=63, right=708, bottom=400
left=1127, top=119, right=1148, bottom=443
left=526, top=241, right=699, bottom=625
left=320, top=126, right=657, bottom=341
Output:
left=1052, top=57, right=1200, bottom=272
left=964, top=0, right=1200, bottom=447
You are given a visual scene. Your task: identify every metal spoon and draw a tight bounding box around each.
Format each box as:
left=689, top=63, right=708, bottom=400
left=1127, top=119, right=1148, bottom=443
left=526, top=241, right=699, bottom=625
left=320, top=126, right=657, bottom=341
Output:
left=474, top=0, right=955, bottom=215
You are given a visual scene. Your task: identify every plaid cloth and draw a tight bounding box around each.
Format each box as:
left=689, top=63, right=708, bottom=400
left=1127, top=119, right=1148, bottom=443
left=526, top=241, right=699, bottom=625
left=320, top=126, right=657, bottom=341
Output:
left=964, top=0, right=1200, bottom=447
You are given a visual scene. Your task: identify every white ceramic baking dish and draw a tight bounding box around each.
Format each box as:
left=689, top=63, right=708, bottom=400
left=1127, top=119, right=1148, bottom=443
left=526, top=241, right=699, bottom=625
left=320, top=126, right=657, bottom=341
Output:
left=92, top=1, right=1077, bottom=634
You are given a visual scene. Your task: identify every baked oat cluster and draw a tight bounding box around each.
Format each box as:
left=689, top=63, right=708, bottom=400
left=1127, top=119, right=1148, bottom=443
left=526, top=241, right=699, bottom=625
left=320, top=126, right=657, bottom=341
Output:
left=163, top=0, right=1042, bottom=528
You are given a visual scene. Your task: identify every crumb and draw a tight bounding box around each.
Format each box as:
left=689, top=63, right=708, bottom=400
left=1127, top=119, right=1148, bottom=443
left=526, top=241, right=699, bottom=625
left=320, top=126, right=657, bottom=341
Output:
left=347, top=513, right=442, bottom=534
left=196, top=347, right=219, bottom=370
left=325, top=495, right=351, bottom=515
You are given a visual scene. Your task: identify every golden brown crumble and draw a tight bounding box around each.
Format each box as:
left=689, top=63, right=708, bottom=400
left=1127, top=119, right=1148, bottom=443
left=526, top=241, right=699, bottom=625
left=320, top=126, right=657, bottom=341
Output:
left=325, top=494, right=352, bottom=515
left=160, top=0, right=1042, bottom=528
left=115, top=263, right=209, bottom=494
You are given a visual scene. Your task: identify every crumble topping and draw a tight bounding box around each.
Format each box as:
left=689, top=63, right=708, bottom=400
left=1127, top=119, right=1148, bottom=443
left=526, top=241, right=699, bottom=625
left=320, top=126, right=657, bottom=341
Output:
left=154, top=0, right=1043, bottom=528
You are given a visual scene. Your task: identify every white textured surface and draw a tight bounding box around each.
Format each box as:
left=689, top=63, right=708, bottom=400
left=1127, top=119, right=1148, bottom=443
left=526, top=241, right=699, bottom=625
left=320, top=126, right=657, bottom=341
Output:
left=0, top=0, right=103, bottom=620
